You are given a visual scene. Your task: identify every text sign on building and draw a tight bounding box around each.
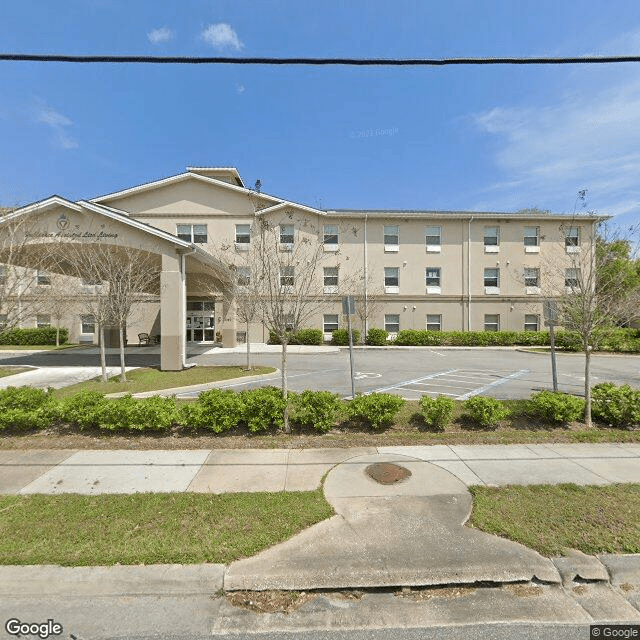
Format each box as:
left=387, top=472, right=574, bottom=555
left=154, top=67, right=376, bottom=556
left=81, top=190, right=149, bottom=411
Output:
left=543, top=300, right=558, bottom=327
left=342, top=296, right=356, bottom=315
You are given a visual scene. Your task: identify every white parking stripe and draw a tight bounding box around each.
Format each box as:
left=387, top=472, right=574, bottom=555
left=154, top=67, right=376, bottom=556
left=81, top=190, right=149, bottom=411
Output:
left=456, top=369, right=530, bottom=400
left=369, top=369, right=458, bottom=394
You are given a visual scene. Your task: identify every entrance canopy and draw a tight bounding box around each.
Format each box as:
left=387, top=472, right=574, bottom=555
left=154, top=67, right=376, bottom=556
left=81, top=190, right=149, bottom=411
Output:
left=0, top=195, right=232, bottom=370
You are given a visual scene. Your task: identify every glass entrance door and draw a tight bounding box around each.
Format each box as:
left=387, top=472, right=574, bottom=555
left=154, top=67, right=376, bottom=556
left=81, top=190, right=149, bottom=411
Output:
left=186, top=300, right=215, bottom=343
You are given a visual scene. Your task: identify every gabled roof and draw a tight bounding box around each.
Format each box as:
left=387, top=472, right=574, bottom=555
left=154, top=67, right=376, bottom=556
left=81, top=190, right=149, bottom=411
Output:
left=90, top=168, right=327, bottom=217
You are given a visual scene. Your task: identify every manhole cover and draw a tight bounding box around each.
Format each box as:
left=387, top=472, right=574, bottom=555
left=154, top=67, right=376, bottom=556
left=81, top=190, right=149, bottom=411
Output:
left=365, top=462, right=412, bottom=485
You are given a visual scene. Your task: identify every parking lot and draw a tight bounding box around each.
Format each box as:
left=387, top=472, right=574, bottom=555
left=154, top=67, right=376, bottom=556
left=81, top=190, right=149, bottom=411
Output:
left=0, top=345, right=638, bottom=400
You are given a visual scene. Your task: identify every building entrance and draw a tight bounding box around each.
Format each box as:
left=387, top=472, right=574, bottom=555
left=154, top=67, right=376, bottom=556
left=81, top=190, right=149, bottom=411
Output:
left=186, top=300, right=215, bottom=343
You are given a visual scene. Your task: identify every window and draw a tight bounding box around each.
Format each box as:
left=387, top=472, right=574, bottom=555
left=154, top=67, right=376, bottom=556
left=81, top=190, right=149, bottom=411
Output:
left=36, top=271, right=51, bottom=285
left=284, top=314, right=295, bottom=331
left=484, top=226, right=499, bottom=250
left=280, top=224, right=294, bottom=245
left=484, top=314, right=500, bottom=331
left=426, top=314, right=442, bottom=331
left=524, top=267, right=540, bottom=288
left=280, top=266, right=295, bottom=288
left=236, top=267, right=251, bottom=287
left=484, top=267, right=499, bottom=288
left=0, top=266, right=6, bottom=284
left=177, top=224, right=207, bottom=243
left=425, top=226, right=441, bottom=251
left=323, top=225, right=339, bottom=250
left=425, top=267, right=441, bottom=288
left=524, top=314, right=539, bottom=332
left=524, top=227, right=539, bottom=248
left=385, top=314, right=400, bottom=333
left=81, top=315, right=95, bottom=334
left=323, top=314, right=339, bottom=334
left=384, top=267, right=399, bottom=293
left=565, top=267, right=580, bottom=288
left=384, top=225, right=399, bottom=252
left=37, top=314, right=51, bottom=328
left=235, top=224, right=251, bottom=248
left=323, top=267, right=338, bottom=293
left=0, top=314, right=6, bottom=328
left=565, top=227, right=580, bottom=248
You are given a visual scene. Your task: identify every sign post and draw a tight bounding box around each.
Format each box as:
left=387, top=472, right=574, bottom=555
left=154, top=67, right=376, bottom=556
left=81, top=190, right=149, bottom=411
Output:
left=342, top=296, right=357, bottom=398
left=543, top=300, right=559, bottom=392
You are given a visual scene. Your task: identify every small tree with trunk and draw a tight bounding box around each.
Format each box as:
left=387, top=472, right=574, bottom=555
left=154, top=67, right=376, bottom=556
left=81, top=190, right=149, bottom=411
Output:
left=33, top=272, right=79, bottom=346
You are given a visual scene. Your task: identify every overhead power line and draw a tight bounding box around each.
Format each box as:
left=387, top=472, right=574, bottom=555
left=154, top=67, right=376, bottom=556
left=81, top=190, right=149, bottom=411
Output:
left=2, top=54, right=640, bottom=66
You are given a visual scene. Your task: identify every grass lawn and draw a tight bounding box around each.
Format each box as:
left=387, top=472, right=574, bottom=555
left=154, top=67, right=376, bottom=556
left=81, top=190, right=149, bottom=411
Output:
left=0, top=344, right=78, bottom=351
left=469, top=483, right=640, bottom=556
left=54, top=365, right=276, bottom=398
left=0, top=367, right=31, bottom=378
left=0, top=490, right=333, bottom=566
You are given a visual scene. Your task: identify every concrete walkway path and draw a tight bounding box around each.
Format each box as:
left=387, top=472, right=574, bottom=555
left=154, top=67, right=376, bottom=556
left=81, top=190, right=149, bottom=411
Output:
left=2, top=443, right=638, bottom=495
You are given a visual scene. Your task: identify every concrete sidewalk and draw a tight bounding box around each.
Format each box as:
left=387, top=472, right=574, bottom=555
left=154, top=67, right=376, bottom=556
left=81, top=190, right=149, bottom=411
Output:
left=2, top=443, right=638, bottom=495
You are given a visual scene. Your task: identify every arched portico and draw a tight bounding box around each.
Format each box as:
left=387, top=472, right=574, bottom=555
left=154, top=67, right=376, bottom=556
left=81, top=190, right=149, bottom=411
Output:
left=0, top=196, right=234, bottom=370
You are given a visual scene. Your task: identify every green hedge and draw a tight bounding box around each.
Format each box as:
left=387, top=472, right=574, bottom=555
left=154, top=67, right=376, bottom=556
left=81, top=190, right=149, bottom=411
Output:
left=0, top=327, right=68, bottom=345
left=331, top=328, right=361, bottom=346
left=267, top=329, right=323, bottom=345
left=392, top=329, right=550, bottom=347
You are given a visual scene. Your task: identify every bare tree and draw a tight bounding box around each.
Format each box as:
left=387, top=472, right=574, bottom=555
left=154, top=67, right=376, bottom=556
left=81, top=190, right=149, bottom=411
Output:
left=48, top=243, right=159, bottom=382
left=545, top=216, right=640, bottom=427
left=34, top=272, right=80, bottom=346
left=0, top=211, right=51, bottom=334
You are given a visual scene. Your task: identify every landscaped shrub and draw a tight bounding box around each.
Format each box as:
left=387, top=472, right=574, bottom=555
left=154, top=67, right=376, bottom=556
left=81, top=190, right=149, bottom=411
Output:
left=463, top=396, right=510, bottom=428
left=59, top=389, right=108, bottom=429
left=96, top=395, right=177, bottom=431
left=528, top=390, right=584, bottom=424
left=592, top=382, right=640, bottom=428
left=0, top=327, right=68, bottom=346
left=240, top=386, right=286, bottom=432
left=394, top=330, right=445, bottom=346
left=331, top=328, right=361, bottom=346
left=554, top=331, right=583, bottom=352
left=0, top=386, right=61, bottom=430
left=365, top=327, right=389, bottom=346
left=294, top=329, right=324, bottom=345
left=290, top=390, right=343, bottom=432
left=346, top=393, right=405, bottom=430
left=179, top=388, right=244, bottom=432
left=419, top=395, right=455, bottom=430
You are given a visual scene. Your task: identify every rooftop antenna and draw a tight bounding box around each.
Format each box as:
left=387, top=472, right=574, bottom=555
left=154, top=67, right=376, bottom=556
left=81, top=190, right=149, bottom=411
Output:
left=254, top=179, right=261, bottom=193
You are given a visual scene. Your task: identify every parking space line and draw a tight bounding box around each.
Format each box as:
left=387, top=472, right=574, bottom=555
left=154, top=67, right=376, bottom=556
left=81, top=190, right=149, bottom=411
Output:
left=456, top=369, right=530, bottom=400
left=368, top=369, right=458, bottom=394
left=407, top=382, right=476, bottom=390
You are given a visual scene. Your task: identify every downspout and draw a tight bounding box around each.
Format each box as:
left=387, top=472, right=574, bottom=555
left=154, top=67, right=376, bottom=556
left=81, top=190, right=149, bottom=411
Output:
left=364, top=214, right=368, bottom=336
left=181, top=246, right=197, bottom=369
left=467, top=216, right=474, bottom=331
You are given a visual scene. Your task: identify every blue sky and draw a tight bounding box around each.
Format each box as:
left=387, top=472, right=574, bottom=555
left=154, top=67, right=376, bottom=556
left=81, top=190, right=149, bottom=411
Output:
left=2, top=1, right=640, bottom=226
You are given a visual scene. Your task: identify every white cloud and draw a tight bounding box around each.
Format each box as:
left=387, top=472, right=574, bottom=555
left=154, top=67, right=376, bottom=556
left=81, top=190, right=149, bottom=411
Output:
left=147, top=27, right=174, bottom=45
left=36, top=105, right=78, bottom=150
left=201, top=23, right=243, bottom=51
left=469, top=72, right=640, bottom=221
left=236, top=84, right=245, bottom=93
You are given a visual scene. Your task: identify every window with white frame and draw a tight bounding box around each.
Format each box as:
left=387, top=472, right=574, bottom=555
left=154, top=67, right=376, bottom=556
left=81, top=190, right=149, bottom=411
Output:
left=425, top=226, right=441, bottom=251
left=484, top=226, right=499, bottom=250
left=484, top=314, right=500, bottom=331
left=524, top=267, right=540, bottom=288
left=37, top=314, right=51, bottom=327
left=524, top=314, right=539, bottom=332
left=484, top=267, right=500, bottom=288
left=236, top=267, right=251, bottom=287
left=426, top=314, right=442, bottom=331
left=279, top=223, right=294, bottom=245
left=37, top=270, right=50, bottom=285
left=177, top=224, right=207, bottom=243
left=81, top=315, right=95, bottom=334
left=235, top=224, right=251, bottom=247
left=564, top=227, right=580, bottom=251
left=0, top=314, right=7, bottom=328
left=323, top=314, right=339, bottom=334
left=323, top=225, right=339, bottom=250
left=323, top=266, right=339, bottom=293
left=384, top=225, right=399, bottom=252
left=384, top=267, right=399, bottom=293
left=284, top=314, right=295, bottom=331
left=524, top=226, right=539, bottom=248
left=425, top=267, right=441, bottom=288
left=384, top=314, right=400, bottom=333
left=565, top=267, right=580, bottom=288
left=280, top=266, right=295, bottom=288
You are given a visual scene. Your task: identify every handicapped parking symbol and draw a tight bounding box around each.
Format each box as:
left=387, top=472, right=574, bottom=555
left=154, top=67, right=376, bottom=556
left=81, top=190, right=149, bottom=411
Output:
left=354, top=372, right=382, bottom=380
